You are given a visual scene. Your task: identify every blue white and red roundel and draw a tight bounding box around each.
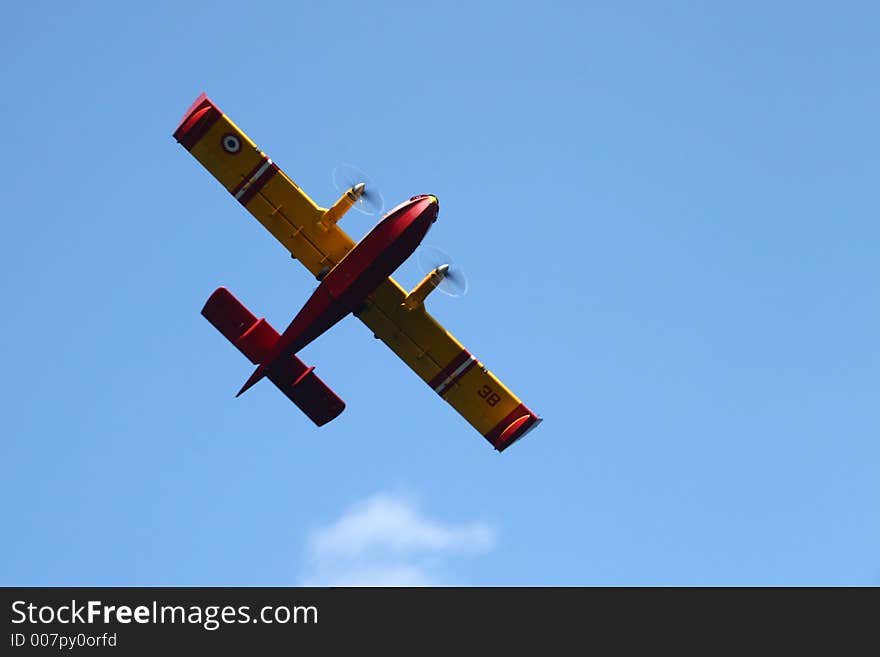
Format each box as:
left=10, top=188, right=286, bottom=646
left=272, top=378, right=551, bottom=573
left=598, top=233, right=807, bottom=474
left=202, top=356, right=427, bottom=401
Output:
left=221, top=133, right=241, bottom=154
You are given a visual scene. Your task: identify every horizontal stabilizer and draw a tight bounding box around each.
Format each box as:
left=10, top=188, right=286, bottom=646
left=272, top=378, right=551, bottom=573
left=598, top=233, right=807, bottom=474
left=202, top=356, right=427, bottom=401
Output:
left=264, top=356, right=345, bottom=427
left=201, top=287, right=345, bottom=426
left=202, top=287, right=276, bottom=364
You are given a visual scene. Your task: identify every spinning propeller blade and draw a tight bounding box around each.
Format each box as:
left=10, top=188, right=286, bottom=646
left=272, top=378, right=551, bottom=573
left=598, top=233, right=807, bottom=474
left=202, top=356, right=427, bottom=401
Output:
left=416, top=246, right=469, bottom=297
left=332, top=163, right=384, bottom=216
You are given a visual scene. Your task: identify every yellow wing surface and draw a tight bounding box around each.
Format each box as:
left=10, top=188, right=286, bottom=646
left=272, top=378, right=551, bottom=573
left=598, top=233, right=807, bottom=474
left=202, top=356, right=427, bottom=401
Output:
left=174, top=94, right=541, bottom=451
left=355, top=281, right=542, bottom=451
left=173, top=93, right=355, bottom=275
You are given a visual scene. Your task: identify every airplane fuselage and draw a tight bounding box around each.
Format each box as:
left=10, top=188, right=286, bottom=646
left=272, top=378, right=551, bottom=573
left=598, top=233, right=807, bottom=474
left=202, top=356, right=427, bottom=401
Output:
left=325, top=195, right=439, bottom=305
left=237, top=194, right=439, bottom=395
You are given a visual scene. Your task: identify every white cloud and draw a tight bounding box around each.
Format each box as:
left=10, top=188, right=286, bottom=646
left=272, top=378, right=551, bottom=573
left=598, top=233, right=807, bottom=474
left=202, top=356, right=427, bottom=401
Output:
left=300, top=491, right=497, bottom=586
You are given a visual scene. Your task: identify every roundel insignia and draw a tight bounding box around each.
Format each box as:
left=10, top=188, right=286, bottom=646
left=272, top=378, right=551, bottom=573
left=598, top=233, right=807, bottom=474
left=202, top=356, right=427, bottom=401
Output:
left=221, top=134, right=241, bottom=154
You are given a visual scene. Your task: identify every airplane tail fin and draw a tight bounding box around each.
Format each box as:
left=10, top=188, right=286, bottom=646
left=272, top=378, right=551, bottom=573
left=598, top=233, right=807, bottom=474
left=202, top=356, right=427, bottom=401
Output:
left=236, top=364, right=267, bottom=398
left=201, top=287, right=345, bottom=426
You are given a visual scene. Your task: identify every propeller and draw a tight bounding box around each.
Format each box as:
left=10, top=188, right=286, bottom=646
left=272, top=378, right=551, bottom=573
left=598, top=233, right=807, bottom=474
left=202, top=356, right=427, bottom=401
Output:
left=416, top=246, right=469, bottom=297
left=332, top=163, right=384, bottom=216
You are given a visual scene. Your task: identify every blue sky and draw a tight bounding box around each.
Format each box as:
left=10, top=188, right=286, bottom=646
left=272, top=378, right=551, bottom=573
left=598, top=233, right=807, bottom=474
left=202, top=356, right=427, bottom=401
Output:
left=1, top=2, right=878, bottom=585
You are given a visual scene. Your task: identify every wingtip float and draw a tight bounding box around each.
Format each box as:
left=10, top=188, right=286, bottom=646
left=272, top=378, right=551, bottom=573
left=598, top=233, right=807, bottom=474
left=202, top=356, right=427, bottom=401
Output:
left=175, top=93, right=541, bottom=452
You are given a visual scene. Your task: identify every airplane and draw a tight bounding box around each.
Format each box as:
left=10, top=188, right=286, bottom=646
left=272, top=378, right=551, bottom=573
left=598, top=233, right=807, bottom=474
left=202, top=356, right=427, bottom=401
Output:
left=173, top=93, right=541, bottom=451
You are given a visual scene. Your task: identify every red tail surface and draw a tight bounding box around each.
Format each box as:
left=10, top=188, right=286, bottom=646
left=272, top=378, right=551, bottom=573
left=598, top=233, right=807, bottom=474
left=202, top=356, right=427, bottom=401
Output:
left=201, top=287, right=345, bottom=427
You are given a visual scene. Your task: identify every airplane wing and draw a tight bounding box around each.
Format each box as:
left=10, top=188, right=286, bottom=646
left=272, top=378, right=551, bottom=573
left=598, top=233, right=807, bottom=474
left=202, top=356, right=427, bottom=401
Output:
left=173, top=94, right=356, bottom=276
left=356, top=280, right=542, bottom=452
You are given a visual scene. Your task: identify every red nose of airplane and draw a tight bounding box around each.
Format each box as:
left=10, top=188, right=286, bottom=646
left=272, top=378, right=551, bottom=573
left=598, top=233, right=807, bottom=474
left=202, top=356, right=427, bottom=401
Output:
left=386, top=194, right=439, bottom=226
left=410, top=193, right=439, bottom=207
left=412, top=194, right=439, bottom=222
left=426, top=196, right=439, bottom=222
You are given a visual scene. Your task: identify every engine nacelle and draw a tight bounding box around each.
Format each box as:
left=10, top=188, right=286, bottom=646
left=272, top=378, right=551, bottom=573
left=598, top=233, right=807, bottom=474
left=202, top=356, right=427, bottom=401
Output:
left=401, top=264, right=449, bottom=310
left=318, top=183, right=365, bottom=230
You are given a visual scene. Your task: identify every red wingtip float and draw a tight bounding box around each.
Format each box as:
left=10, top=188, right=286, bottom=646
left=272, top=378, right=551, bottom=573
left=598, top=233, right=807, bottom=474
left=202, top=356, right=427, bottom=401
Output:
left=175, top=94, right=540, bottom=451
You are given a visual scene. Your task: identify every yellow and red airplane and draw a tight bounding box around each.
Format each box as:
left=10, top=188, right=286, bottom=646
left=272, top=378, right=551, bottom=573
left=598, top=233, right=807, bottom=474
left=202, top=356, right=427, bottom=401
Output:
left=173, top=93, right=541, bottom=451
